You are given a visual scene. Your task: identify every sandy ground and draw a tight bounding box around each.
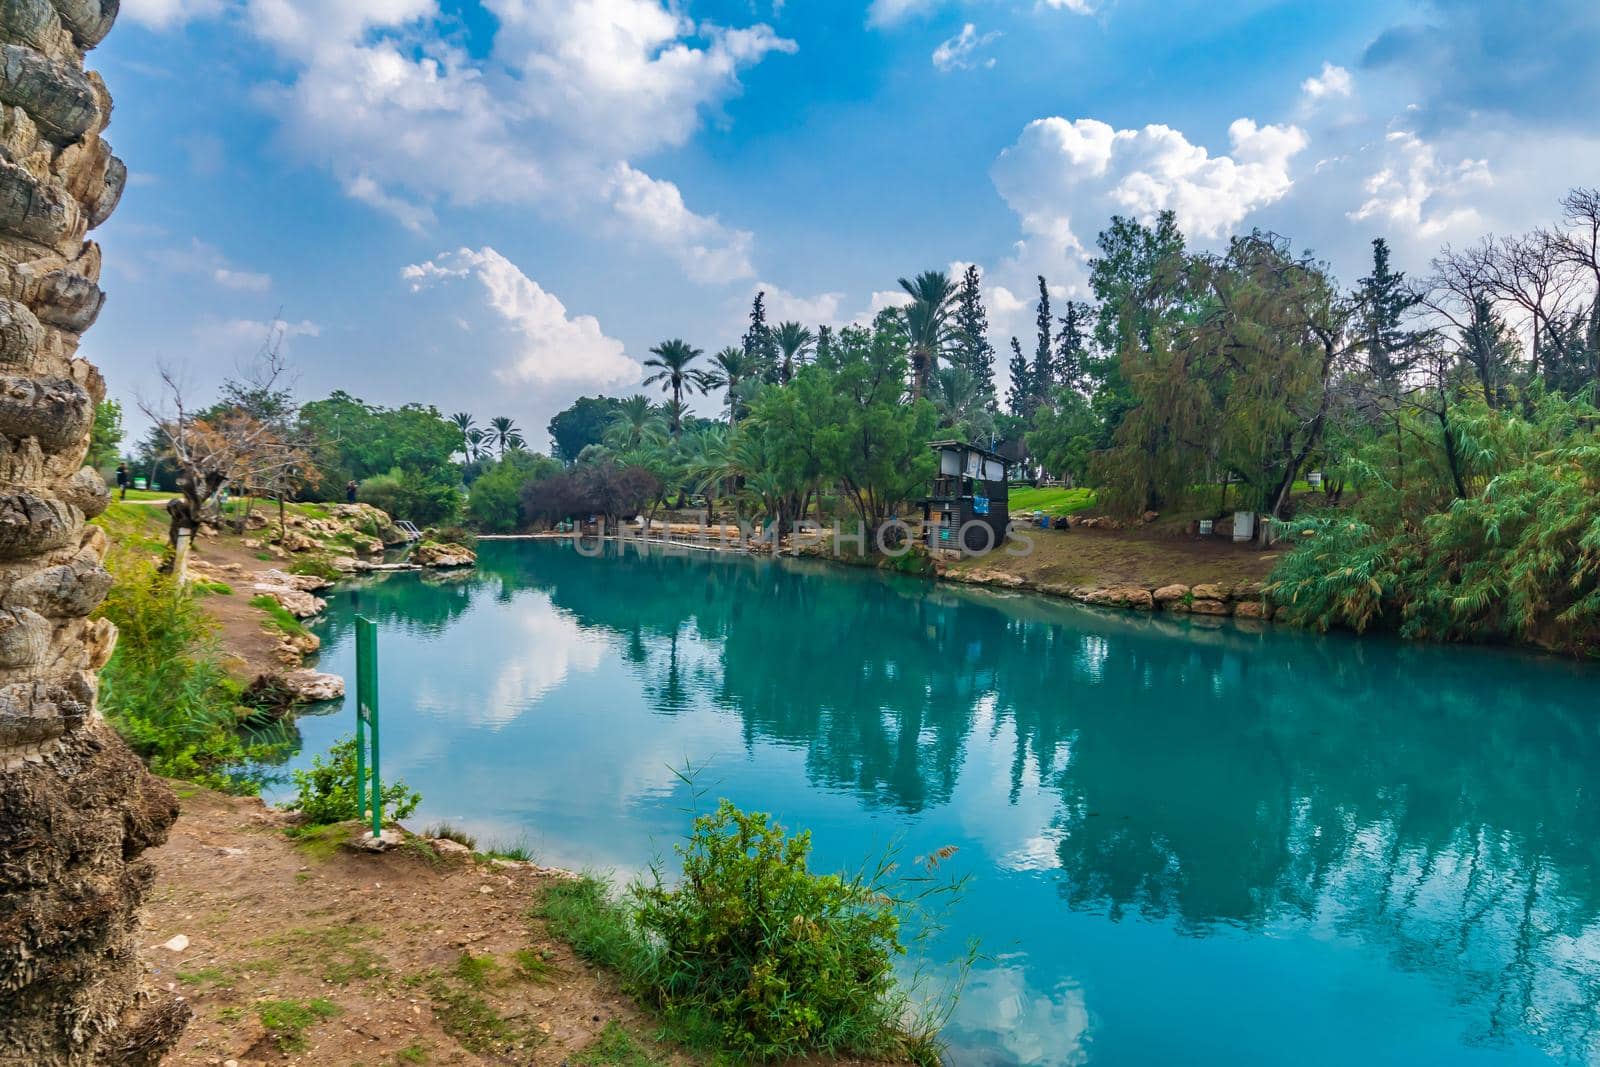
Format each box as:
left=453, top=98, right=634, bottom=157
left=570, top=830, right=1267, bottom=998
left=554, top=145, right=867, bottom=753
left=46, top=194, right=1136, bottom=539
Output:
left=143, top=786, right=668, bottom=1067
left=946, top=524, right=1279, bottom=590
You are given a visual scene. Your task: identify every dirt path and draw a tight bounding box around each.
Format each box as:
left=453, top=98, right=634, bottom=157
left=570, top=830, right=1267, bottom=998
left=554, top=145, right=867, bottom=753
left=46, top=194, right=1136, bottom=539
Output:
left=144, top=786, right=669, bottom=1066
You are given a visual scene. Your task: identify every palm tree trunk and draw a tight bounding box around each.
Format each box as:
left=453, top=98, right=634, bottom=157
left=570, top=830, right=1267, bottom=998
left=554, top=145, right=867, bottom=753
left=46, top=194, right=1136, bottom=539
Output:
left=0, top=8, right=187, bottom=1062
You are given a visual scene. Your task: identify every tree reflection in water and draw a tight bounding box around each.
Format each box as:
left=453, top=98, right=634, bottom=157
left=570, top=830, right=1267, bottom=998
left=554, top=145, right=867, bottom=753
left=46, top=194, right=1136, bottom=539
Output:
left=331, top=540, right=1600, bottom=1062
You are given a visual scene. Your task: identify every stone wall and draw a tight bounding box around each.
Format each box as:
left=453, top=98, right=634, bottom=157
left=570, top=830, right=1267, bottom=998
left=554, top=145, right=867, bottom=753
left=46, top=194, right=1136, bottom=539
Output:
left=0, top=3, right=188, bottom=1062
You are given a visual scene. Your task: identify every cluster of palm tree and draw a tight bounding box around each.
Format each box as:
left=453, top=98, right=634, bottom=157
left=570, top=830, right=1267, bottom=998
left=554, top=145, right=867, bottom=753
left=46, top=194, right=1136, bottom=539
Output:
left=534, top=269, right=995, bottom=526
left=450, top=411, right=525, bottom=461
left=640, top=321, right=823, bottom=436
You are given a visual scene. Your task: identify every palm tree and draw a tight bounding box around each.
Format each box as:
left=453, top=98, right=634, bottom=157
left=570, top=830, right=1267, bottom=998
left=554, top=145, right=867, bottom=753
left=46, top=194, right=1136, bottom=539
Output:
left=898, top=269, right=958, bottom=400
left=773, top=321, right=815, bottom=384
left=450, top=412, right=477, bottom=460
left=642, top=339, right=704, bottom=439
left=700, top=346, right=755, bottom=425
left=931, top=365, right=997, bottom=442
left=604, top=395, right=667, bottom=453
left=488, top=415, right=524, bottom=458
left=465, top=427, right=487, bottom=462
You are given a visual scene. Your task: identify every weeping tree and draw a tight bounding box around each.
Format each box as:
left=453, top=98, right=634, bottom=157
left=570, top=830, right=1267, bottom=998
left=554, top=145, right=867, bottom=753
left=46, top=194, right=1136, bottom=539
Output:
left=0, top=3, right=191, bottom=1062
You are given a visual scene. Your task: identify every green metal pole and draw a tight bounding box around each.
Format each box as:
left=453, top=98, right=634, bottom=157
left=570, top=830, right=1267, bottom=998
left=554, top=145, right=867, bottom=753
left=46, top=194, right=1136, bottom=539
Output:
left=355, top=616, right=376, bottom=832
left=368, top=627, right=381, bottom=838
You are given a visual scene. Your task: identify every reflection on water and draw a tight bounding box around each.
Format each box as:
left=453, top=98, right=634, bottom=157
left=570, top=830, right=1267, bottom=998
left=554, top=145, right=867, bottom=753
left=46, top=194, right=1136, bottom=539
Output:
left=288, top=541, right=1600, bottom=1066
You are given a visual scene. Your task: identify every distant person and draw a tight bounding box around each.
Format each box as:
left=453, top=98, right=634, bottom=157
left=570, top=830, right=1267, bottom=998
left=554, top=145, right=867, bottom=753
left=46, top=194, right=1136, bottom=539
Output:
left=114, top=462, right=128, bottom=501
left=346, top=479, right=358, bottom=504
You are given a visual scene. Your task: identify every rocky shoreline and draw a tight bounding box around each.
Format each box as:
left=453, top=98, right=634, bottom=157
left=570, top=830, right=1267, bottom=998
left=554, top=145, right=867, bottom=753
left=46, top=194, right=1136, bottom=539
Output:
left=937, top=566, right=1283, bottom=622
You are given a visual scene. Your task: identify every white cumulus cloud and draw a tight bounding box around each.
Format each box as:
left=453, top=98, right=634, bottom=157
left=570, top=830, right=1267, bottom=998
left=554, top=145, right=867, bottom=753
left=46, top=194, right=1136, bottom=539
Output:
left=1347, top=130, right=1491, bottom=238
left=194, top=0, right=792, bottom=284
left=1302, top=62, right=1353, bottom=101
left=403, top=247, right=639, bottom=391
left=992, top=115, right=1308, bottom=253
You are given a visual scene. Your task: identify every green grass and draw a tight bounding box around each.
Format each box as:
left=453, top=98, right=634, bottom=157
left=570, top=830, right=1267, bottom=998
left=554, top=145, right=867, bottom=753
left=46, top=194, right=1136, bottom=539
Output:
left=249, top=594, right=310, bottom=638
left=1007, top=485, right=1097, bottom=516
left=512, top=947, right=557, bottom=983
left=452, top=951, right=500, bottom=989
left=423, top=822, right=478, bottom=850
left=256, top=997, right=340, bottom=1053
left=572, top=1022, right=666, bottom=1067
left=283, top=822, right=351, bottom=861
left=117, top=487, right=178, bottom=502
left=393, top=1042, right=430, bottom=1064
left=192, top=579, right=233, bottom=596
left=476, top=837, right=534, bottom=863
left=420, top=974, right=532, bottom=1057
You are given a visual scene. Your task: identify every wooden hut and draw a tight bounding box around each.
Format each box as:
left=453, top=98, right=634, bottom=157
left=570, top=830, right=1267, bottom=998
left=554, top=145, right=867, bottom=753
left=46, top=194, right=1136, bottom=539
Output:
left=920, top=440, right=1010, bottom=553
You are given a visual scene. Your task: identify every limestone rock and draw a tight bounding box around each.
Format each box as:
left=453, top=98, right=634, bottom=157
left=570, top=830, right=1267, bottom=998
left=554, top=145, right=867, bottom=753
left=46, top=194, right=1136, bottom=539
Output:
left=432, top=838, right=472, bottom=856
left=280, top=670, right=345, bottom=704
left=276, top=529, right=317, bottom=553
left=413, top=540, right=475, bottom=568
left=1153, top=584, right=1189, bottom=604
left=1190, top=599, right=1234, bottom=616
left=330, top=502, right=407, bottom=545
left=1085, top=586, right=1155, bottom=610
left=252, top=583, right=326, bottom=619
left=1191, top=582, right=1232, bottom=601
left=260, top=568, right=333, bottom=593
left=1234, top=600, right=1269, bottom=620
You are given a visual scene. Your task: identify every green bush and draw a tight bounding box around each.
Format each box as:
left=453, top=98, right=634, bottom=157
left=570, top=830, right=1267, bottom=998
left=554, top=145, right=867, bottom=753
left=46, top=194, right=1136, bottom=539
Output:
left=358, top=467, right=461, bottom=526
left=286, top=734, right=420, bottom=826
left=97, top=556, right=286, bottom=792
left=467, top=452, right=560, bottom=532
left=541, top=800, right=950, bottom=1064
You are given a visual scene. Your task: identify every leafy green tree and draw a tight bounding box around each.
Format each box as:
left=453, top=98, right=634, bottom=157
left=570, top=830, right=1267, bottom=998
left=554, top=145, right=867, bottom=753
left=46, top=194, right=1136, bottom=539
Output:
left=467, top=450, right=562, bottom=532
left=897, top=270, right=956, bottom=400
left=1027, top=387, right=1099, bottom=486
left=643, top=339, right=704, bottom=439
left=547, top=395, right=625, bottom=463
left=1087, top=212, right=1190, bottom=444
left=89, top=399, right=123, bottom=470
left=298, top=392, right=462, bottom=493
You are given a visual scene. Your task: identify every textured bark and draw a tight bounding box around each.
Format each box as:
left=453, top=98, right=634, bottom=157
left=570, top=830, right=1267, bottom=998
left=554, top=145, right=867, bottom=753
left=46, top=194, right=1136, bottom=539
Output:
left=0, top=2, right=188, bottom=1063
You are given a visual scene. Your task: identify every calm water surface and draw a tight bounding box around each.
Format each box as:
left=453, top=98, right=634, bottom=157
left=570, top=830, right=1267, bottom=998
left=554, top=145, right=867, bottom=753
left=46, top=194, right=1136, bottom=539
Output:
left=271, top=540, right=1600, bottom=1066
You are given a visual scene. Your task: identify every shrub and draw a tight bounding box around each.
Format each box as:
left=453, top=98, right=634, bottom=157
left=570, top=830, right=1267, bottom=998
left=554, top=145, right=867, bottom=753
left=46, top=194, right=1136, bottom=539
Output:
left=541, top=800, right=953, bottom=1064
left=286, top=734, right=421, bottom=826
left=467, top=452, right=560, bottom=532
left=96, top=556, right=286, bottom=792
left=359, top=467, right=461, bottom=526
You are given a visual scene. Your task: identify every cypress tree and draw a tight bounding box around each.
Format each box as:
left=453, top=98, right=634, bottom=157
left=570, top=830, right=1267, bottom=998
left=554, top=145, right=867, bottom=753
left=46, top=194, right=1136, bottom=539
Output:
left=954, top=264, right=997, bottom=404
left=1033, top=275, right=1053, bottom=402
left=1055, top=300, right=1090, bottom=393
left=1006, top=336, right=1034, bottom=417
left=742, top=291, right=778, bottom=380
left=1356, top=238, right=1420, bottom=387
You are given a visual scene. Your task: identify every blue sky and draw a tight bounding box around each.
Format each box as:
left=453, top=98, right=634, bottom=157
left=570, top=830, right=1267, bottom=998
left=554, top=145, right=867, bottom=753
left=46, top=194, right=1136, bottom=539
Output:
left=92, top=0, right=1600, bottom=447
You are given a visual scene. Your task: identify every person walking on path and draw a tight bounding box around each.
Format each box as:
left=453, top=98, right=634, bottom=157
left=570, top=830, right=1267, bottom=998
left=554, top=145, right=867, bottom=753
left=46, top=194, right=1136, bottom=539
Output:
left=346, top=479, right=359, bottom=504
left=115, top=462, right=128, bottom=501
